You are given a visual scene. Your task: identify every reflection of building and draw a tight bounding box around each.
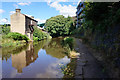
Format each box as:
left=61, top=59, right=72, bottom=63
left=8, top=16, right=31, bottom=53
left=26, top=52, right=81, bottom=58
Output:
left=11, top=43, right=38, bottom=73
left=10, top=9, right=38, bottom=40
left=76, top=0, right=85, bottom=28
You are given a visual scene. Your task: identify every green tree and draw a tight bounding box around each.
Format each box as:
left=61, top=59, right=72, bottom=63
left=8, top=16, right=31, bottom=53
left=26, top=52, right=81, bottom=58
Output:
left=1, top=25, right=10, bottom=34
left=33, top=26, right=49, bottom=41
left=45, top=15, right=75, bottom=37
left=81, top=2, right=120, bottom=34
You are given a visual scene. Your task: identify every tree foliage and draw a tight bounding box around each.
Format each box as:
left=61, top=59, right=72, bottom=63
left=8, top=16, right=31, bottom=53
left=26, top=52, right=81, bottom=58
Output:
left=81, top=2, right=120, bottom=34
left=33, top=26, right=49, bottom=41
left=45, top=15, right=75, bottom=37
left=76, top=2, right=120, bottom=56
left=1, top=25, right=10, bottom=34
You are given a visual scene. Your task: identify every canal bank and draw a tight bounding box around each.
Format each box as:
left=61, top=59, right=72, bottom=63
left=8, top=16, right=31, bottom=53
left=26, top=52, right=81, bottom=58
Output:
left=74, top=38, right=109, bottom=78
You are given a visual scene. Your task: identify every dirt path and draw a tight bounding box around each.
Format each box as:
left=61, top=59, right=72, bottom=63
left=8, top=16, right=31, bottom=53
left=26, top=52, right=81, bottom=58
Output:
left=74, top=38, right=108, bottom=78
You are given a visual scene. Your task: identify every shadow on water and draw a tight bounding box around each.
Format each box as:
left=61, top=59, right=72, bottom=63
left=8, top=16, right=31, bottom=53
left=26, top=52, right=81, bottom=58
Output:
left=2, top=38, right=71, bottom=78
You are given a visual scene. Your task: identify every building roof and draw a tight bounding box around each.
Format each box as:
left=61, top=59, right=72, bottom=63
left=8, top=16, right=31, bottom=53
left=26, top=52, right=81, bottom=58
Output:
left=11, top=9, right=38, bottom=23
left=22, top=14, right=38, bottom=22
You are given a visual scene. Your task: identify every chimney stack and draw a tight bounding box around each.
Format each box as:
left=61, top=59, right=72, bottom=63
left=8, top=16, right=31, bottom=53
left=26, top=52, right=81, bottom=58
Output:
left=16, top=9, right=21, bottom=13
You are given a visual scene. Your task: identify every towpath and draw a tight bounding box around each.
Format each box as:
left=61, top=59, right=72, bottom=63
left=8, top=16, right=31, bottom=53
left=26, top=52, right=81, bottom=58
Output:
left=74, top=38, right=108, bottom=79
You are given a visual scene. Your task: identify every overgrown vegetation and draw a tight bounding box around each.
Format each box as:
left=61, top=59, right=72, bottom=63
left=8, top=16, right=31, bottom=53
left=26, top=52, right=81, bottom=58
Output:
left=62, top=37, right=74, bottom=50
left=1, top=24, right=29, bottom=47
left=61, top=58, right=77, bottom=78
left=73, top=2, right=120, bottom=78
left=45, top=15, right=76, bottom=37
left=33, top=26, right=51, bottom=41
left=73, top=2, right=120, bottom=54
left=1, top=35, right=28, bottom=61
left=1, top=32, right=29, bottom=49
left=1, top=36, right=26, bottom=48
left=0, top=24, right=10, bottom=34
left=61, top=37, right=76, bottom=57
left=6, top=32, right=29, bottom=42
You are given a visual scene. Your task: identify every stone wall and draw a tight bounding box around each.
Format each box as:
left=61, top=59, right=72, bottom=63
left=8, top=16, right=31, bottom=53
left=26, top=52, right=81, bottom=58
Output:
left=10, top=13, right=25, bottom=35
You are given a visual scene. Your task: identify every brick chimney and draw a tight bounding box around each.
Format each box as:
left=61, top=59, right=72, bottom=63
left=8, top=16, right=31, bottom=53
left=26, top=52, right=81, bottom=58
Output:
left=16, top=9, right=21, bottom=13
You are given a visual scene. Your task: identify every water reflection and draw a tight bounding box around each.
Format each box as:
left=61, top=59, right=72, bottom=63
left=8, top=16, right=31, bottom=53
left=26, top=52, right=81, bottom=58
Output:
left=11, top=43, right=38, bottom=73
left=2, top=44, right=29, bottom=61
left=43, top=38, right=66, bottom=59
left=36, top=49, right=70, bottom=78
left=2, top=38, right=71, bottom=78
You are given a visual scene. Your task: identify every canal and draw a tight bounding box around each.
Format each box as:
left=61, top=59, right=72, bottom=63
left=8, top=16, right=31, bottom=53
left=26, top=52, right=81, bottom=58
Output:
left=2, top=38, right=71, bottom=78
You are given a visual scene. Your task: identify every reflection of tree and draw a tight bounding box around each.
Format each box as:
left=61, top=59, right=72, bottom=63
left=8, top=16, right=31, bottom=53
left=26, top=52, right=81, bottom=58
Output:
left=43, top=38, right=67, bottom=59
left=33, top=39, right=51, bottom=55
left=12, top=43, right=38, bottom=73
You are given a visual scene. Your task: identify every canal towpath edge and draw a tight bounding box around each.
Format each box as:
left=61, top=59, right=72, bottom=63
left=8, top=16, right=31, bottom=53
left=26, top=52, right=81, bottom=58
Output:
left=74, top=38, right=108, bottom=78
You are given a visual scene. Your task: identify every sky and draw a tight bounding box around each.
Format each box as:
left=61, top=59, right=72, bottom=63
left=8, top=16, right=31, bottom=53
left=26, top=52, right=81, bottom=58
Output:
left=0, top=1, right=80, bottom=24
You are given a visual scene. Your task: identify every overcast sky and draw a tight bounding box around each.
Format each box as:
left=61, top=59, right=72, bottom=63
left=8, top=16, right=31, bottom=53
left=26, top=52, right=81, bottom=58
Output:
left=0, top=0, right=80, bottom=24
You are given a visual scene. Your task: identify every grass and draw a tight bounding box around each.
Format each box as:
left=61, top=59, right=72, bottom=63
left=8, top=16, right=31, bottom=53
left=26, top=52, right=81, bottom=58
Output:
left=1, top=38, right=26, bottom=48
left=1, top=37, right=27, bottom=55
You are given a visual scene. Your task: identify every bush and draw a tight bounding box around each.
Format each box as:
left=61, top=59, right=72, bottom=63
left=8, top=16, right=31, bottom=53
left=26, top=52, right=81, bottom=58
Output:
left=64, top=37, right=74, bottom=45
left=33, top=26, right=49, bottom=41
left=62, top=37, right=74, bottom=50
left=1, top=25, right=10, bottom=34
left=33, top=36, right=39, bottom=41
left=6, top=32, right=29, bottom=42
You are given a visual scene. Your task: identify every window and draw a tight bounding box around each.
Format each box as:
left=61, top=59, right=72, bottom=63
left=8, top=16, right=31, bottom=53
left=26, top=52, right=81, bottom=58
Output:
left=31, top=20, right=32, bottom=24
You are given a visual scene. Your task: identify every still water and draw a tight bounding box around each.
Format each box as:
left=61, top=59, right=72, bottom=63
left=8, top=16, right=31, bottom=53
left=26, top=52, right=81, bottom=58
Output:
left=2, top=38, right=70, bottom=78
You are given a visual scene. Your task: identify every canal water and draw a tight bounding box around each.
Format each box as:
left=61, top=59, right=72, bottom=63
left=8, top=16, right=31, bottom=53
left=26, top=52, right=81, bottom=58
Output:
left=2, top=38, right=71, bottom=78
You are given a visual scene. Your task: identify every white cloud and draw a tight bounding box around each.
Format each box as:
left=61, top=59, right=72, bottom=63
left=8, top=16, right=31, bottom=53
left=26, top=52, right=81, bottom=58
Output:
left=73, top=2, right=77, bottom=5
left=18, top=2, right=31, bottom=6
left=10, top=11, right=15, bottom=15
left=0, top=9, right=5, bottom=14
left=45, top=0, right=68, bottom=4
left=0, top=18, right=10, bottom=24
left=35, top=18, right=46, bottom=24
left=47, top=1, right=77, bottom=17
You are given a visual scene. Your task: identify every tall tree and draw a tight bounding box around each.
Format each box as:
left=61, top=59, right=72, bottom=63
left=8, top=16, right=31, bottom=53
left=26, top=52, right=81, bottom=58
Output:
left=45, top=15, right=75, bottom=37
